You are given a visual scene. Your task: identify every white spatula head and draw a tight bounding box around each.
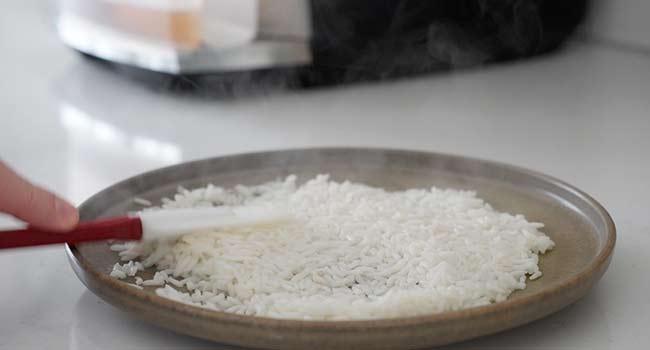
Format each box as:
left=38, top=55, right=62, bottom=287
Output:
left=138, top=205, right=291, bottom=241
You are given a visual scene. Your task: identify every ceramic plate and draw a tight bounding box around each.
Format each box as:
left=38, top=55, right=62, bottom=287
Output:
left=67, top=148, right=615, bottom=349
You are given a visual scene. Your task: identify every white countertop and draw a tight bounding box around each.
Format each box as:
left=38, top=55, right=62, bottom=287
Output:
left=1, top=2, right=650, bottom=349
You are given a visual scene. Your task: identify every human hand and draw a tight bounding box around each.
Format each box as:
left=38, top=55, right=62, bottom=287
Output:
left=0, top=161, right=79, bottom=231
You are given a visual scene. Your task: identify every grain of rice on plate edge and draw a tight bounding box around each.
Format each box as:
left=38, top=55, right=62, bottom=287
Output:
left=110, top=174, right=554, bottom=320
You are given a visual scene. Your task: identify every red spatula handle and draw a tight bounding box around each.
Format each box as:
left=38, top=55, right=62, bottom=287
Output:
left=0, top=216, right=143, bottom=249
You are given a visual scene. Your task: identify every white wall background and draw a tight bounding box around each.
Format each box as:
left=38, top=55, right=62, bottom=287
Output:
left=587, top=0, right=650, bottom=48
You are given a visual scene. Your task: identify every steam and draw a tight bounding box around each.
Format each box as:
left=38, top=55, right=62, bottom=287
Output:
left=308, top=0, right=586, bottom=85
left=426, top=21, right=491, bottom=69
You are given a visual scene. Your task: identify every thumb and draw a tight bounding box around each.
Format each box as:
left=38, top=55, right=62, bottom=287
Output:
left=0, top=161, right=79, bottom=231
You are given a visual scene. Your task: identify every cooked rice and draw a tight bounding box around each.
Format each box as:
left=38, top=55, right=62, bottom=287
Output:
left=110, top=175, right=554, bottom=320
left=133, top=197, right=153, bottom=206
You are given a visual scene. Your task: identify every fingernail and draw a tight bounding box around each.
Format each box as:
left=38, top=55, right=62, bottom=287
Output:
left=55, top=198, right=79, bottom=226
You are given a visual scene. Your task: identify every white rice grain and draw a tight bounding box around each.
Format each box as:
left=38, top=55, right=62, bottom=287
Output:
left=133, top=197, right=152, bottom=206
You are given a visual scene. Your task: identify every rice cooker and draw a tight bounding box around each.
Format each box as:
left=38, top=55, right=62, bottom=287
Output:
left=58, top=0, right=590, bottom=92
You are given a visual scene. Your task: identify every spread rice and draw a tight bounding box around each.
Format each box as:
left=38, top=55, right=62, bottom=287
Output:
left=110, top=175, right=554, bottom=320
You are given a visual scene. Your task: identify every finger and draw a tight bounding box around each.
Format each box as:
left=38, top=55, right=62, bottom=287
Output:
left=0, top=162, right=79, bottom=231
